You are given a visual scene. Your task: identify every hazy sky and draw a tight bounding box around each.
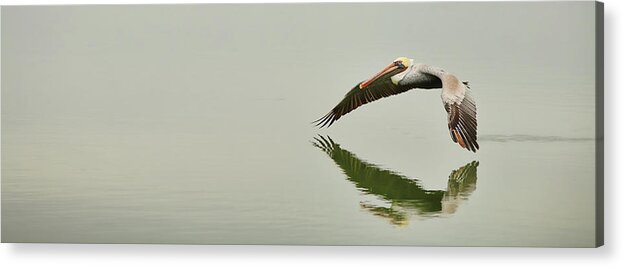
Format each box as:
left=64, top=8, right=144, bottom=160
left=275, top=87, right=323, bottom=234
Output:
left=2, top=2, right=596, bottom=138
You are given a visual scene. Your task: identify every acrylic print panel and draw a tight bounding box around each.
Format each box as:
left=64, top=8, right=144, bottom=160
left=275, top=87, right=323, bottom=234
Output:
left=1, top=2, right=603, bottom=247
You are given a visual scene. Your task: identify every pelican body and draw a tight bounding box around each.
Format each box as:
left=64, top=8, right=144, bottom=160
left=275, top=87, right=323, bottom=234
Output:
left=314, top=57, right=479, bottom=152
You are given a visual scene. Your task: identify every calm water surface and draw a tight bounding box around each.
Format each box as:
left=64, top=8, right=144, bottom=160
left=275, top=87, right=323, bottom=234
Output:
left=2, top=3, right=597, bottom=246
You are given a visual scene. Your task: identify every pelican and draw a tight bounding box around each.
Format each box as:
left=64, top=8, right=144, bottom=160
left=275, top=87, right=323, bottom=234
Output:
left=314, top=57, right=479, bottom=152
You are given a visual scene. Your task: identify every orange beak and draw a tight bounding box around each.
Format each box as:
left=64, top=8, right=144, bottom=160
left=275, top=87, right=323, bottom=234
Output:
left=360, top=62, right=401, bottom=89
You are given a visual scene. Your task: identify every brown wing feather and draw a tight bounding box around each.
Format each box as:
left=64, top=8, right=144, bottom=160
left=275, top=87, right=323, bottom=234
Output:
left=445, top=91, right=479, bottom=152
left=314, top=79, right=411, bottom=128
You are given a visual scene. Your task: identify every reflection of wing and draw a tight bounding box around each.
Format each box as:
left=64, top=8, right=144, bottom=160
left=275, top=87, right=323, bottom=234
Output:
left=313, top=135, right=444, bottom=213
left=446, top=161, right=479, bottom=198
left=442, top=161, right=479, bottom=214
left=313, top=135, right=480, bottom=225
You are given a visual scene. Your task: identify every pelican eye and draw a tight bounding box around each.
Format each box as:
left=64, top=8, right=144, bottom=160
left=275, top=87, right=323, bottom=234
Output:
left=394, top=61, right=406, bottom=68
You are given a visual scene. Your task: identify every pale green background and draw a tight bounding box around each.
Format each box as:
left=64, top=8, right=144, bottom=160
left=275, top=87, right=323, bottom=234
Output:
left=2, top=2, right=597, bottom=246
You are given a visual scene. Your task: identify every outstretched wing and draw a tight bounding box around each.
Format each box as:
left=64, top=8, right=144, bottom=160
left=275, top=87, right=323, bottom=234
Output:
left=444, top=88, right=479, bottom=152
left=415, top=64, right=479, bottom=152
left=313, top=79, right=412, bottom=128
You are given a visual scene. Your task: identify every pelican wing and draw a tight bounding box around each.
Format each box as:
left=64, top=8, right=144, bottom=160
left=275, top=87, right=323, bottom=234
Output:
left=313, top=79, right=411, bottom=128
left=417, top=64, right=479, bottom=152
left=443, top=87, right=479, bottom=152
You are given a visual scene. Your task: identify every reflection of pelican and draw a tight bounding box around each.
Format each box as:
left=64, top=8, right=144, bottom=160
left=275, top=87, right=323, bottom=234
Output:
left=314, top=57, right=478, bottom=152
left=313, top=135, right=478, bottom=226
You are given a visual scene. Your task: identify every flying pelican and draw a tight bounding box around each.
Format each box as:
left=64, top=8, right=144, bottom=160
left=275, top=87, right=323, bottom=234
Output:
left=314, top=57, right=479, bottom=152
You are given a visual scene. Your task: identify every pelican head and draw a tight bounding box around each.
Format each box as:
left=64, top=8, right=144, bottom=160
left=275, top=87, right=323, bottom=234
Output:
left=360, top=56, right=413, bottom=89
left=394, top=56, right=413, bottom=68
left=390, top=57, right=415, bottom=85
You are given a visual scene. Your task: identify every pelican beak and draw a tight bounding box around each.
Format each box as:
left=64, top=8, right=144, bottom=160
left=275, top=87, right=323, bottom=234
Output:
left=360, top=61, right=404, bottom=89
